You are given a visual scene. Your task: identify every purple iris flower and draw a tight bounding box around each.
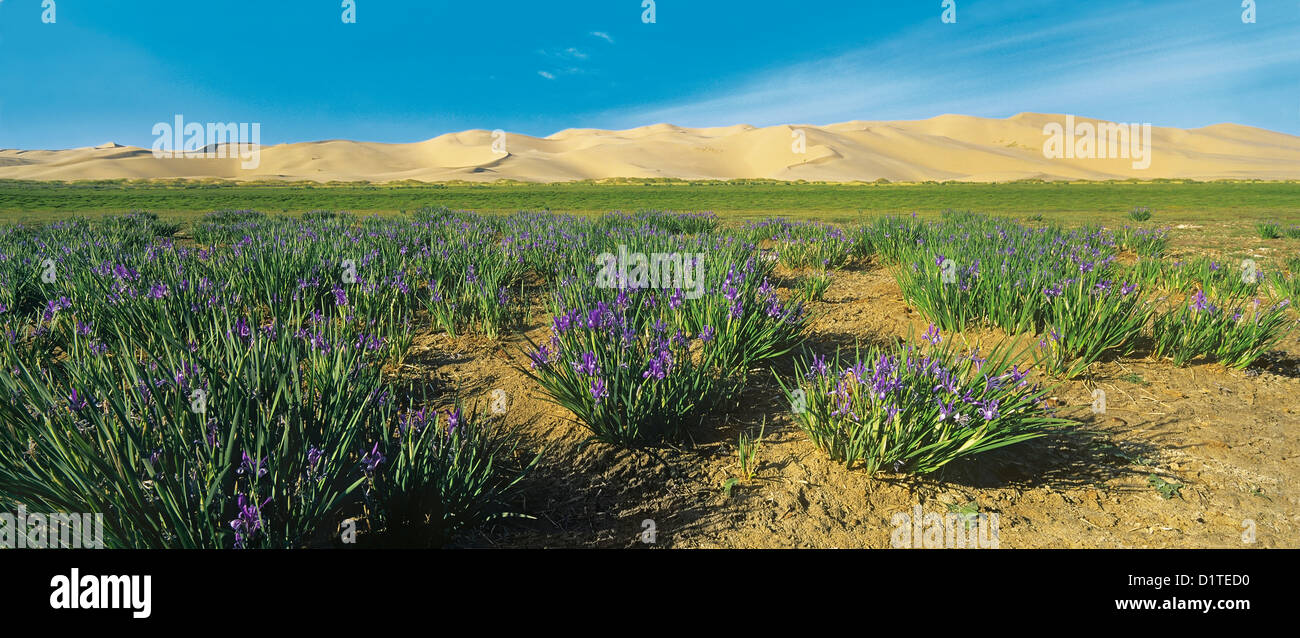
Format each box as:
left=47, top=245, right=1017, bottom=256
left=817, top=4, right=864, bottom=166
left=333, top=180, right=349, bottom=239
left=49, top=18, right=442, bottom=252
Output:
left=922, top=324, right=942, bottom=346
left=810, top=354, right=829, bottom=377
left=361, top=442, right=386, bottom=473
left=67, top=389, right=90, bottom=411
left=980, top=399, right=1000, bottom=421
left=698, top=325, right=715, bottom=342
left=229, top=494, right=271, bottom=549
left=529, top=344, right=555, bottom=369
left=590, top=378, right=609, bottom=405
left=237, top=450, right=270, bottom=478
left=936, top=398, right=957, bottom=422
left=553, top=310, right=576, bottom=333
left=233, top=316, right=252, bottom=341
left=1190, top=289, right=1209, bottom=312
left=445, top=408, right=462, bottom=436
left=572, top=351, right=600, bottom=376
left=643, top=351, right=671, bottom=380
left=306, top=446, right=324, bottom=471
left=671, top=330, right=688, bottom=348
left=669, top=288, right=684, bottom=310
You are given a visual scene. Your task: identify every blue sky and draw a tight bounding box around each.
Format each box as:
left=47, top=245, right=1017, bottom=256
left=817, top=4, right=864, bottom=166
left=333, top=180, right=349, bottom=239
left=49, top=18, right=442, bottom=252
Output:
left=1, top=0, right=1298, bottom=148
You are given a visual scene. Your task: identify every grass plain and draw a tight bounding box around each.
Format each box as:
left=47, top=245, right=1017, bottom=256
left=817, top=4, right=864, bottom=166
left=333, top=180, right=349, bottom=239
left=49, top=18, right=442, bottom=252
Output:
left=2, top=180, right=1299, bottom=227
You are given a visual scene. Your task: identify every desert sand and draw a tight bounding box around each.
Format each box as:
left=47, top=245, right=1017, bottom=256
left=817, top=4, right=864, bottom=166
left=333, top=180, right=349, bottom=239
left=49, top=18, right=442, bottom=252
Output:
left=2, top=113, right=1297, bottom=183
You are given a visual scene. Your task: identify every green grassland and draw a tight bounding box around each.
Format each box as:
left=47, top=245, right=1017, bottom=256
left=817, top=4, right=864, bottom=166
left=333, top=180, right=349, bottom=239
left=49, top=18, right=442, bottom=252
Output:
left=1, top=179, right=1299, bottom=226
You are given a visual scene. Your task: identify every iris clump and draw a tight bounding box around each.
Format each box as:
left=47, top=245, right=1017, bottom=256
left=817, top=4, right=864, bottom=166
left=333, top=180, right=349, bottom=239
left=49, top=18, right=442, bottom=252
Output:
left=1113, top=225, right=1169, bottom=257
left=365, top=402, right=535, bottom=548
left=525, top=248, right=807, bottom=446
left=523, top=294, right=728, bottom=446
left=1144, top=257, right=1265, bottom=300
left=524, top=285, right=806, bottom=445
left=879, top=211, right=1122, bottom=335
left=783, top=330, right=1069, bottom=475
left=1256, top=222, right=1282, bottom=239
left=743, top=218, right=861, bottom=269
left=1127, top=206, right=1153, bottom=222
left=1037, top=278, right=1151, bottom=378
left=1151, top=290, right=1295, bottom=368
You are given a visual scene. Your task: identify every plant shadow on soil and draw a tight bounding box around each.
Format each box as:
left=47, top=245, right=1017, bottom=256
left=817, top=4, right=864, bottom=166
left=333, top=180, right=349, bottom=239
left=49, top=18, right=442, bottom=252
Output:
left=925, top=420, right=1168, bottom=492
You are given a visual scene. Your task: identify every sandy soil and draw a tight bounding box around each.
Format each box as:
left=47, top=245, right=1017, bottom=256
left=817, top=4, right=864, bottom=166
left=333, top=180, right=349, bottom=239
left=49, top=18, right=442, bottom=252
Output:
left=4, top=113, right=1300, bottom=183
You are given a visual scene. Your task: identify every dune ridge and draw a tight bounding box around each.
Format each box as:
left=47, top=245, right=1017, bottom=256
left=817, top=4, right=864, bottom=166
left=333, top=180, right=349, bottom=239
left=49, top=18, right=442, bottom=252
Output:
left=2, top=113, right=1298, bottom=183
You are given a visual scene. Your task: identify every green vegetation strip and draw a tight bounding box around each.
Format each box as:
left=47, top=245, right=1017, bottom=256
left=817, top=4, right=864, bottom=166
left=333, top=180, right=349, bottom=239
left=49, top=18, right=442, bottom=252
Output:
left=2, top=180, right=1299, bottom=222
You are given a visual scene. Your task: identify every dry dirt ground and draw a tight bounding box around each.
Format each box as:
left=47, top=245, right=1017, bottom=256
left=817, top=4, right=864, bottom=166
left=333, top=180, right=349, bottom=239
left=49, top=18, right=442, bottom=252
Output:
left=399, top=226, right=1300, bottom=549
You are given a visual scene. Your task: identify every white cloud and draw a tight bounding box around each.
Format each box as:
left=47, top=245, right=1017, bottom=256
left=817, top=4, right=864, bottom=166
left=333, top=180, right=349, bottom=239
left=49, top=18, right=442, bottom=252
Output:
left=590, top=31, right=614, bottom=44
left=602, top=0, right=1300, bottom=131
left=539, top=47, right=588, bottom=61
left=537, top=71, right=556, bottom=80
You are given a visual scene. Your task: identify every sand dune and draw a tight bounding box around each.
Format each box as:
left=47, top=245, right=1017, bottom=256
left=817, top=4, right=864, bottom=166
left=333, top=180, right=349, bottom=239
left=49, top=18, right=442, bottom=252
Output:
left=2, top=113, right=1298, bottom=183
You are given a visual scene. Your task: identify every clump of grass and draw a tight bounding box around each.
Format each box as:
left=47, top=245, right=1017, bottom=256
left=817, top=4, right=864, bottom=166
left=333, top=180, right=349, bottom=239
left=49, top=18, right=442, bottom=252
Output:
left=1272, top=256, right=1300, bottom=299
left=1257, top=222, right=1282, bottom=239
left=799, top=270, right=833, bottom=302
left=1128, top=206, right=1153, bottom=222
left=737, top=420, right=764, bottom=482
left=723, top=420, right=765, bottom=496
